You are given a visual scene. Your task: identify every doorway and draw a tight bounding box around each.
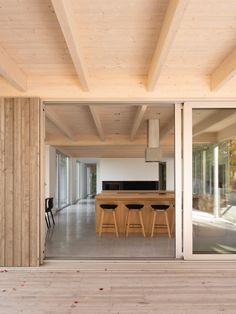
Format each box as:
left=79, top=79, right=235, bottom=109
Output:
left=43, top=102, right=180, bottom=260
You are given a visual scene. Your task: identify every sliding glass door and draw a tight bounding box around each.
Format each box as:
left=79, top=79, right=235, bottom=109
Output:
left=183, top=102, right=236, bottom=259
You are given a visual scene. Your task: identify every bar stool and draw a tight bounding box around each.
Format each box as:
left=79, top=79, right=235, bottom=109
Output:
left=125, top=204, right=145, bottom=237
left=150, top=204, right=171, bottom=238
left=99, top=204, right=119, bottom=237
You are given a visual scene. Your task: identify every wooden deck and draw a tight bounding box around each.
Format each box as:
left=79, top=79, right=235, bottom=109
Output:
left=1, top=261, right=236, bottom=313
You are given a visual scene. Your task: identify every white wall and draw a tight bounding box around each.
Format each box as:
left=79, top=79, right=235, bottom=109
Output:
left=165, top=158, right=175, bottom=190
left=45, top=145, right=56, bottom=199
left=79, top=162, right=88, bottom=198
left=69, top=158, right=77, bottom=204
left=99, top=157, right=174, bottom=191
left=100, top=158, right=159, bottom=181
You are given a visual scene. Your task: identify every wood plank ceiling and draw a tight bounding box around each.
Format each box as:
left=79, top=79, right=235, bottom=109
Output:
left=45, top=103, right=175, bottom=158
left=1, top=0, right=236, bottom=98
left=1, top=0, right=236, bottom=157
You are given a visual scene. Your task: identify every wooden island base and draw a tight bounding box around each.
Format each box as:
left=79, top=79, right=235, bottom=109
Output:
left=96, top=191, right=175, bottom=236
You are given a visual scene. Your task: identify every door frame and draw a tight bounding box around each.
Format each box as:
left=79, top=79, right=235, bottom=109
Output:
left=183, top=101, right=236, bottom=260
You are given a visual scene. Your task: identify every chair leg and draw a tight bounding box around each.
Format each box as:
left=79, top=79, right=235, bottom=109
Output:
left=112, top=211, right=119, bottom=237
left=99, top=210, right=104, bottom=237
left=50, top=210, right=55, bottom=225
left=46, top=212, right=51, bottom=227
left=151, top=211, right=156, bottom=237
left=138, top=211, right=146, bottom=237
left=165, top=211, right=171, bottom=238
left=126, top=211, right=130, bottom=237
left=45, top=215, right=49, bottom=229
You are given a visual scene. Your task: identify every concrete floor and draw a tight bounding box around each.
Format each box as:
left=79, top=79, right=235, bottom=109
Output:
left=45, top=198, right=175, bottom=259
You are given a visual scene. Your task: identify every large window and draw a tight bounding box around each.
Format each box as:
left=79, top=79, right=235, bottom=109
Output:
left=55, top=152, right=69, bottom=209
left=192, top=109, right=236, bottom=254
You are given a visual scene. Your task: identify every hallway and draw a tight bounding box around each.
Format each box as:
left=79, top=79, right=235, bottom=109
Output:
left=45, top=199, right=175, bottom=259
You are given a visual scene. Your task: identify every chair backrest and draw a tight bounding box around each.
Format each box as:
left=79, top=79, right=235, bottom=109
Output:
left=45, top=197, right=54, bottom=212
left=48, top=197, right=54, bottom=210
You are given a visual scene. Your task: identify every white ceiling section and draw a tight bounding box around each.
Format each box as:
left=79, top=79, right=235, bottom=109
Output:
left=0, top=0, right=236, bottom=98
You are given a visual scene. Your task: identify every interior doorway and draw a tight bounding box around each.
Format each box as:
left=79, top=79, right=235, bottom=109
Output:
left=43, top=102, right=179, bottom=260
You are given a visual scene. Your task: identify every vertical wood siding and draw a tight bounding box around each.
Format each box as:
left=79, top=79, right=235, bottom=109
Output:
left=0, top=98, right=42, bottom=267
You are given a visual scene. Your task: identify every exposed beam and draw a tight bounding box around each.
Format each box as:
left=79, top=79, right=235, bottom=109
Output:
left=211, top=47, right=236, bottom=91
left=51, top=0, right=89, bottom=91
left=193, top=110, right=236, bottom=137
left=193, top=132, right=217, bottom=144
left=147, top=0, right=189, bottom=91
left=0, top=45, right=27, bottom=91
left=160, top=116, right=175, bottom=141
left=89, top=106, right=105, bottom=141
left=217, top=124, right=236, bottom=142
left=130, top=105, right=147, bottom=141
left=46, top=134, right=147, bottom=146
left=46, top=107, right=77, bottom=141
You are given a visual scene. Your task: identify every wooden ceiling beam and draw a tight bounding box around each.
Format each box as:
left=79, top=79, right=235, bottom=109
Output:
left=51, top=0, right=89, bottom=91
left=0, top=45, right=27, bottom=91
left=89, top=106, right=105, bottom=141
left=217, top=124, right=236, bottom=142
left=193, top=110, right=235, bottom=137
left=147, top=0, right=189, bottom=91
left=130, top=105, right=147, bottom=141
left=211, top=47, right=236, bottom=91
left=46, top=134, right=147, bottom=146
left=46, top=107, right=77, bottom=141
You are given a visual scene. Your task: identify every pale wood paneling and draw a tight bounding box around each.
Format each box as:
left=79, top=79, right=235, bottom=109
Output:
left=0, top=97, right=42, bottom=267
left=0, top=99, right=5, bottom=266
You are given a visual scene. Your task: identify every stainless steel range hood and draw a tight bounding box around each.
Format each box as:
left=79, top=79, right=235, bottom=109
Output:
left=145, top=119, right=162, bottom=162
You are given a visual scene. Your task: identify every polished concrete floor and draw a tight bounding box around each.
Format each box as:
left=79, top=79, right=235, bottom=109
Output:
left=193, top=208, right=236, bottom=254
left=45, top=198, right=175, bottom=259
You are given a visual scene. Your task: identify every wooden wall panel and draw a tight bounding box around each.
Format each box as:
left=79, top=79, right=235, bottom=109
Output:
left=0, top=97, right=42, bottom=267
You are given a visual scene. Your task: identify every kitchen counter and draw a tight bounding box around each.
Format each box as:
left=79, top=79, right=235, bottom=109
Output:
left=96, top=191, right=175, bottom=235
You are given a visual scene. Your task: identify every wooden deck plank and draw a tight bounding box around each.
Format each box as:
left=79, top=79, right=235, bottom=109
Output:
left=0, top=264, right=236, bottom=313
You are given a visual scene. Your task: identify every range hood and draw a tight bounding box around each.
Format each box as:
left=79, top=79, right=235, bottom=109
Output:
left=145, top=119, right=162, bottom=162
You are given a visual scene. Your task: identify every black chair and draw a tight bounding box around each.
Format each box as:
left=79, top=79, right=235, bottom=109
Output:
left=99, top=204, right=119, bottom=237
left=125, top=204, right=145, bottom=237
left=150, top=204, right=171, bottom=238
left=45, top=197, right=55, bottom=228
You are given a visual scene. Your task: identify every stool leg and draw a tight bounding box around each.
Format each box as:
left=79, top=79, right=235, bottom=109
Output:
left=151, top=211, right=156, bottom=237
left=112, top=211, right=119, bottom=237
left=99, top=210, right=104, bottom=237
left=171, top=209, right=175, bottom=234
left=138, top=211, right=145, bottom=237
left=126, top=211, right=130, bottom=237
left=165, top=211, right=171, bottom=238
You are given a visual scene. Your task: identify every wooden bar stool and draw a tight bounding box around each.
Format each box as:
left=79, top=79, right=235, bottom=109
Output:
left=150, top=204, right=171, bottom=238
left=99, top=204, right=119, bottom=237
left=125, top=204, right=145, bottom=237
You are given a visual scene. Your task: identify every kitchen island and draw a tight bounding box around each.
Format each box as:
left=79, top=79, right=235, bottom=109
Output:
left=96, top=191, right=175, bottom=235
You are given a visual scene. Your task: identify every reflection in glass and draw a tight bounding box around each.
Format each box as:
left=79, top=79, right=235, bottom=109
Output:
left=192, top=109, right=236, bottom=254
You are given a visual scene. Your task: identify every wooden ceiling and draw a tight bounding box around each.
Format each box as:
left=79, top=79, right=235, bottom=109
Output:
left=45, top=103, right=175, bottom=158
left=45, top=104, right=236, bottom=158
left=1, top=0, right=236, bottom=99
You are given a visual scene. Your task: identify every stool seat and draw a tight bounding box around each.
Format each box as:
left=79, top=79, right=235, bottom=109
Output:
left=125, top=204, right=145, bottom=237
left=151, top=204, right=170, bottom=211
left=100, top=204, right=118, bottom=210
left=126, top=204, right=144, bottom=210
left=99, top=204, right=119, bottom=237
left=150, top=203, right=171, bottom=238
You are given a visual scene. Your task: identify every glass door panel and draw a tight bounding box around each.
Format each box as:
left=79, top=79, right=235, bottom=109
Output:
left=184, top=103, right=236, bottom=259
